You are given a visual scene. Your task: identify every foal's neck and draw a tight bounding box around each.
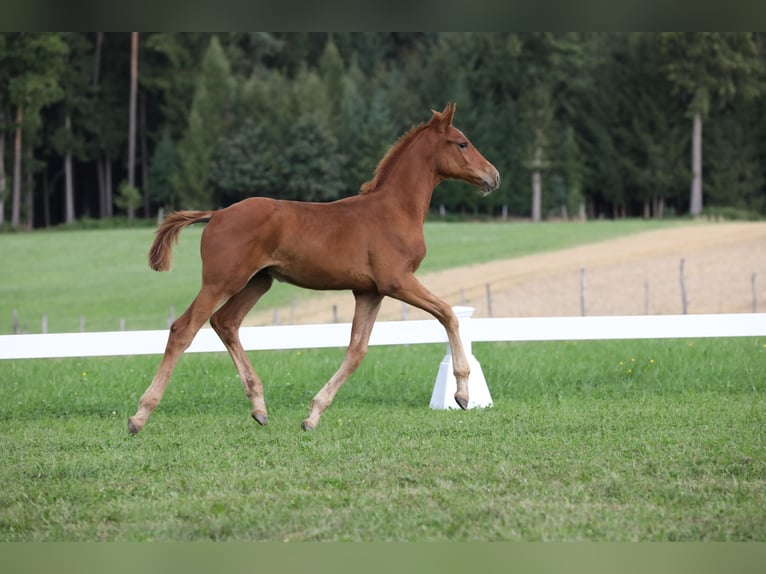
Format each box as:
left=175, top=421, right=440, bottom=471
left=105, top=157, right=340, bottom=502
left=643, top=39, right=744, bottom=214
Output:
left=377, top=132, right=441, bottom=224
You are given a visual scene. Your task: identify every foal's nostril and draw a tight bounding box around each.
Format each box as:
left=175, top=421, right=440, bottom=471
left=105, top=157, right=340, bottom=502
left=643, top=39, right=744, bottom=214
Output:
left=488, top=168, right=501, bottom=190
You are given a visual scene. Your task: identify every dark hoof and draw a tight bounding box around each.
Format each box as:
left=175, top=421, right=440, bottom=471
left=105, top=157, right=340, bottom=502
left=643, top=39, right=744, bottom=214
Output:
left=454, top=394, right=469, bottom=410
left=301, top=419, right=315, bottom=432
left=127, top=418, right=140, bottom=435
left=252, top=411, right=268, bottom=426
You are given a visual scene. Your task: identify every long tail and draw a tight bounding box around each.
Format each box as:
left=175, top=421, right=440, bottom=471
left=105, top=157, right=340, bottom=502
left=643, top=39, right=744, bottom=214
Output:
left=148, top=210, right=214, bottom=272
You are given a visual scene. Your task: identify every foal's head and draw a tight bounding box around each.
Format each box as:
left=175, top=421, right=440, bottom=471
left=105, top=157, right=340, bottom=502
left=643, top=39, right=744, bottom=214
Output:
left=427, top=103, right=500, bottom=196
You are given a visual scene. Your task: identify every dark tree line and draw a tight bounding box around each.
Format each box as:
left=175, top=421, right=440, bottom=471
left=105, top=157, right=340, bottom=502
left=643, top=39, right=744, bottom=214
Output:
left=1, top=32, right=765, bottom=230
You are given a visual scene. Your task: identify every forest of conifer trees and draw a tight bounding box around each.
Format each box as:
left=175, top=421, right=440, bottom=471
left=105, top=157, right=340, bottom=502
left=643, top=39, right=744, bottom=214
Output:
left=1, top=32, right=764, bottom=229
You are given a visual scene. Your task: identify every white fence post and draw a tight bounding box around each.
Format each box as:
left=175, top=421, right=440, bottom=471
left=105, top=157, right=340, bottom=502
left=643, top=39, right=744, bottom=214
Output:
left=429, top=306, right=493, bottom=410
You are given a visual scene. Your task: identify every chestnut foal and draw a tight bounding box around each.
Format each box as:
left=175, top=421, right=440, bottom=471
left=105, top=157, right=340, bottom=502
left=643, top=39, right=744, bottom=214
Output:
left=129, top=103, right=499, bottom=434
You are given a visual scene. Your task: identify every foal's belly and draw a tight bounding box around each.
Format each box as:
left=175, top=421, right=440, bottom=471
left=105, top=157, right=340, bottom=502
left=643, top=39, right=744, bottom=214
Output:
left=267, top=264, right=376, bottom=292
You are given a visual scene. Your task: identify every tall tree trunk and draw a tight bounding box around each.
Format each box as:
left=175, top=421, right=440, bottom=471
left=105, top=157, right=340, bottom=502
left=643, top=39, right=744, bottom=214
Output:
left=128, top=32, right=138, bottom=189
left=530, top=132, right=543, bottom=223
left=105, top=153, right=113, bottom=217
left=0, top=129, right=5, bottom=226
left=531, top=169, right=542, bottom=222
left=690, top=111, right=703, bottom=217
left=97, top=156, right=106, bottom=217
left=93, top=32, right=105, bottom=219
left=92, top=32, right=103, bottom=86
left=25, top=145, right=34, bottom=230
left=42, top=168, right=50, bottom=228
left=64, top=113, right=75, bottom=224
left=141, top=91, right=150, bottom=217
left=11, top=105, right=23, bottom=228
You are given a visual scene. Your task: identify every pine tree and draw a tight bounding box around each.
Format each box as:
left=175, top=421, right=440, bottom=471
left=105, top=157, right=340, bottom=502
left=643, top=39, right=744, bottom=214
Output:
left=209, top=119, right=277, bottom=204
left=283, top=112, right=344, bottom=202
left=50, top=33, right=93, bottom=225
left=705, top=103, right=765, bottom=215
left=338, top=59, right=396, bottom=195
left=148, top=127, right=179, bottom=209
left=660, top=32, right=763, bottom=216
left=86, top=33, right=133, bottom=219
left=606, top=34, right=687, bottom=218
left=318, top=35, right=345, bottom=124
left=174, top=35, right=235, bottom=209
left=5, top=33, right=68, bottom=228
left=556, top=125, right=585, bottom=219
left=515, top=33, right=589, bottom=221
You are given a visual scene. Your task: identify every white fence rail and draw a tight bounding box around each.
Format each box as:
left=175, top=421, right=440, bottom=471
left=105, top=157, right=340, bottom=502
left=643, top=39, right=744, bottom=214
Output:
left=1, top=311, right=763, bottom=361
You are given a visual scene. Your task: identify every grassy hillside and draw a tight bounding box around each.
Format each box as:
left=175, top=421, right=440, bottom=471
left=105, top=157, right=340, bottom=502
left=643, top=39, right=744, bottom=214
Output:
left=1, top=219, right=681, bottom=334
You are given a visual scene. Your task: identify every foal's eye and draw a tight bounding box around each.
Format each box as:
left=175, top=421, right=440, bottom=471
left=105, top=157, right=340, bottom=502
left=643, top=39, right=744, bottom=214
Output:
left=457, top=142, right=468, bottom=149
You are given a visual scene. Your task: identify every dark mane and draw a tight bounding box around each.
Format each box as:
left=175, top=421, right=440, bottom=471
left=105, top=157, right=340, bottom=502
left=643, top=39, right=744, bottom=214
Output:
left=359, top=122, right=429, bottom=194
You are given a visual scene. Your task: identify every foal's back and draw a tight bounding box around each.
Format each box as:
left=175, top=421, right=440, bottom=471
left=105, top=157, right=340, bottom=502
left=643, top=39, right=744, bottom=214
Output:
left=199, top=194, right=404, bottom=293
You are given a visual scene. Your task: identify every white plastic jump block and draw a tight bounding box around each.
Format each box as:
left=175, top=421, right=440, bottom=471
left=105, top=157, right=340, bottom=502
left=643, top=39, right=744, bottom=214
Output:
left=429, top=306, right=493, bottom=410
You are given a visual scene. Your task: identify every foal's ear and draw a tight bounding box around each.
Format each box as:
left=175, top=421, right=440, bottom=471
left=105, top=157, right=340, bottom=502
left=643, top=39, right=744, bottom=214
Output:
left=429, top=102, right=457, bottom=131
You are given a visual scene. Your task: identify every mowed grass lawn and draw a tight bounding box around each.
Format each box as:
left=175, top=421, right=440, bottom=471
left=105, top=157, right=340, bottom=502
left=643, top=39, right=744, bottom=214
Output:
left=0, top=218, right=681, bottom=334
left=0, top=337, right=764, bottom=541
left=1, top=218, right=763, bottom=541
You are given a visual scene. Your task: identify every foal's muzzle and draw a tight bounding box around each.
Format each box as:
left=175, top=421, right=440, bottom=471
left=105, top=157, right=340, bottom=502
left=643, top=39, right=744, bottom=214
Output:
left=480, top=167, right=501, bottom=196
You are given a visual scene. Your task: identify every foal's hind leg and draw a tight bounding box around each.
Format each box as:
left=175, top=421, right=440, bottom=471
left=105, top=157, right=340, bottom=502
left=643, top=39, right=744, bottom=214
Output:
left=128, top=287, right=227, bottom=434
left=302, top=291, right=383, bottom=431
left=210, top=272, right=273, bottom=426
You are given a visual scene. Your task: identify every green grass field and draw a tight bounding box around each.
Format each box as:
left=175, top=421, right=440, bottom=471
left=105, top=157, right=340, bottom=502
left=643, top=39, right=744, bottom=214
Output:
left=1, top=219, right=681, bottom=334
left=1, top=337, right=764, bottom=541
left=2, top=218, right=763, bottom=541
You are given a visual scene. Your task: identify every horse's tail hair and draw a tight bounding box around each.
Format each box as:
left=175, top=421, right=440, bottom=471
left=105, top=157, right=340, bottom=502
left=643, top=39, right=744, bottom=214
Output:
left=149, top=210, right=213, bottom=272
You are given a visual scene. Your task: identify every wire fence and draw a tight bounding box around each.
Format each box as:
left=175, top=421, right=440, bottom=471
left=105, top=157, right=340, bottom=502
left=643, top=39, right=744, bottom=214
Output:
left=6, top=260, right=762, bottom=335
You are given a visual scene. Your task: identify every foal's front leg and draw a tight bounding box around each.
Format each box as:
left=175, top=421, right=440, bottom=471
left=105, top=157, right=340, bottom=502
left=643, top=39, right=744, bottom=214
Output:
left=384, top=274, right=470, bottom=409
left=302, top=292, right=383, bottom=430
